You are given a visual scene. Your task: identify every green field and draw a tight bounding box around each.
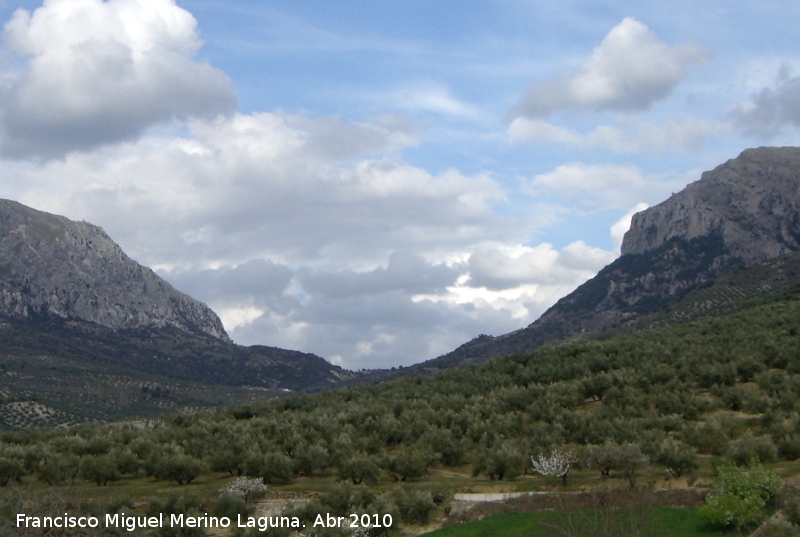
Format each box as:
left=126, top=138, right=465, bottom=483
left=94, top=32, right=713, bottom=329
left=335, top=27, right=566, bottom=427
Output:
left=422, top=507, right=730, bottom=537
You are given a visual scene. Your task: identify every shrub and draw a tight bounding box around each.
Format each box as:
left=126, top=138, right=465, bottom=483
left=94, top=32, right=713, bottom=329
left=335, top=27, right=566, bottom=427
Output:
left=35, top=452, right=80, bottom=486
left=220, top=476, right=268, bottom=501
left=293, top=443, right=329, bottom=476
left=390, top=487, right=437, bottom=525
left=0, top=457, right=24, bottom=486
left=387, top=449, right=435, bottom=482
left=682, top=423, right=727, bottom=455
left=699, top=460, right=782, bottom=530
left=701, top=493, right=766, bottom=530
left=584, top=443, right=649, bottom=487
left=475, top=442, right=526, bottom=481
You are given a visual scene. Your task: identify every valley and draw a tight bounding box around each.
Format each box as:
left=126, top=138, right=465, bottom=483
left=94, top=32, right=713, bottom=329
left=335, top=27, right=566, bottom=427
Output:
left=3, top=147, right=800, bottom=536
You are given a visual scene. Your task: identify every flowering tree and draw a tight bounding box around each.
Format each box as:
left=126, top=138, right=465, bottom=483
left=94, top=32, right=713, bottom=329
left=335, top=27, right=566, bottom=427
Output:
left=220, top=476, right=268, bottom=502
left=531, top=448, right=578, bottom=484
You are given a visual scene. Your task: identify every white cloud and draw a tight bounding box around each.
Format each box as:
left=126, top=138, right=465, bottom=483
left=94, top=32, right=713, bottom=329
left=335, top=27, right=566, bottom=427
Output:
left=217, top=305, right=264, bottom=332
left=731, top=66, right=800, bottom=138
left=0, top=3, right=708, bottom=371
left=525, top=163, right=691, bottom=211
left=2, top=109, right=526, bottom=368
left=392, top=83, right=481, bottom=119
left=508, top=117, right=728, bottom=153
left=0, top=0, right=236, bottom=158
left=298, top=252, right=462, bottom=299
left=171, top=238, right=617, bottom=369
left=510, top=17, right=706, bottom=117
left=531, top=163, right=645, bottom=193
left=465, top=241, right=615, bottom=291
left=9, top=111, right=507, bottom=267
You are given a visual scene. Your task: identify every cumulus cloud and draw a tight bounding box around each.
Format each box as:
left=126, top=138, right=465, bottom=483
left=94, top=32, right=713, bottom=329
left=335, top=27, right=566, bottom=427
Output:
left=0, top=2, right=642, bottom=370
left=156, top=253, right=519, bottom=368
left=465, top=241, right=615, bottom=291
left=164, top=259, right=295, bottom=306
left=298, top=252, right=462, bottom=299
left=509, top=17, right=706, bottom=118
left=158, top=239, right=617, bottom=369
left=731, top=67, right=800, bottom=138
left=11, top=111, right=506, bottom=266
left=508, top=117, right=728, bottom=153
left=0, top=0, right=236, bottom=158
left=525, top=163, right=689, bottom=211
left=3, top=110, right=528, bottom=367
left=230, top=289, right=492, bottom=369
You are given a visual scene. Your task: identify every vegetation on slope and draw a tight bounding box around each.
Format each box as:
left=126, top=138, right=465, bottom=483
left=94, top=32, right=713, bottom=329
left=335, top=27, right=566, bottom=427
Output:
left=3, top=282, right=800, bottom=534
left=0, top=314, right=352, bottom=427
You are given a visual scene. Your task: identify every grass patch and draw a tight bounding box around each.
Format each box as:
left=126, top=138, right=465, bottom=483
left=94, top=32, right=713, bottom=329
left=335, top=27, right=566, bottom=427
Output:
left=422, top=507, right=728, bottom=537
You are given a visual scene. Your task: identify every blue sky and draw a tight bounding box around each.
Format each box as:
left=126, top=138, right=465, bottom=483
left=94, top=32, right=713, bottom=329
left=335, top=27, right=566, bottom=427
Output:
left=1, top=0, right=799, bottom=369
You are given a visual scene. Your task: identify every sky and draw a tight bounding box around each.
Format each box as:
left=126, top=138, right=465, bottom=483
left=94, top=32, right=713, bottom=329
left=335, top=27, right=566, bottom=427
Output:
left=1, top=0, right=800, bottom=370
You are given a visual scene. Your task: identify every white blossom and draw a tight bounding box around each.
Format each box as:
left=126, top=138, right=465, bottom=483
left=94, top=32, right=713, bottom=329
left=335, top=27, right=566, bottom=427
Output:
left=220, top=476, right=268, bottom=501
left=531, top=448, right=578, bottom=482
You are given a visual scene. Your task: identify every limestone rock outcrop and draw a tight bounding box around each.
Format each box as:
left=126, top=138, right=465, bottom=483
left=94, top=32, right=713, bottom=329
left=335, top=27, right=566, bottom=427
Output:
left=402, top=146, right=800, bottom=375
left=622, top=147, right=800, bottom=261
left=0, top=199, right=229, bottom=341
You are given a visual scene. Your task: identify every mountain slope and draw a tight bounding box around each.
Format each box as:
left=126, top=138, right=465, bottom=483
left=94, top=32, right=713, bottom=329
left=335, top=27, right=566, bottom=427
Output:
left=0, top=314, right=353, bottom=427
left=0, top=200, right=353, bottom=426
left=0, top=199, right=228, bottom=340
left=401, top=146, right=800, bottom=374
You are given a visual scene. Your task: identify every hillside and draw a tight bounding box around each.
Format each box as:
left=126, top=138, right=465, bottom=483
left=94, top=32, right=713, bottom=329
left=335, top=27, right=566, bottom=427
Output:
left=3, top=148, right=800, bottom=532
left=393, top=147, right=800, bottom=376
left=3, top=270, right=800, bottom=534
left=0, top=314, right=353, bottom=428
left=0, top=200, right=353, bottom=426
left=3, top=146, right=800, bottom=425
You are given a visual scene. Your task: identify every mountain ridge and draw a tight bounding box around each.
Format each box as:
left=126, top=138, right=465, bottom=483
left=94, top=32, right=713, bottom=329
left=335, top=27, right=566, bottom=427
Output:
left=0, top=199, right=353, bottom=426
left=382, top=146, right=800, bottom=377
left=3, top=146, right=800, bottom=423
left=0, top=199, right=229, bottom=340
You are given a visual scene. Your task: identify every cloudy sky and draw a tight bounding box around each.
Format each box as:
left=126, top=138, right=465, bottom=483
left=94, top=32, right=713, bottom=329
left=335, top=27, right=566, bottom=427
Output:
left=1, top=0, right=799, bottom=369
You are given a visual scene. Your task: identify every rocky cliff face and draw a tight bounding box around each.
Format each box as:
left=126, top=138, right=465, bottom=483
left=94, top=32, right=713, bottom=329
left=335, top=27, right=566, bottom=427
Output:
left=398, top=146, right=800, bottom=375
left=622, top=147, right=800, bottom=261
left=0, top=199, right=229, bottom=340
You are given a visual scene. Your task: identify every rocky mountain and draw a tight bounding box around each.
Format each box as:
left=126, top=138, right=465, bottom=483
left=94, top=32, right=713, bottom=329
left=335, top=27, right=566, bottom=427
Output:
left=0, top=200, right=353, bottom=426
left=395, top=146, right=800, bottom=375
left=0, top=199, right=228, bottom=340
left=622, top=146, right=800, bottom=261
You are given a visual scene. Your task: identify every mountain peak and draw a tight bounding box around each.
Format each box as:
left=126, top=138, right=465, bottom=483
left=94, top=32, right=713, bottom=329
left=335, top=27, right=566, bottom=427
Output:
left=391, top=146, right=800, bottom=377
left=0, top=199, right=230, bottom=341
left=622, top=146, right=800, bottom=260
